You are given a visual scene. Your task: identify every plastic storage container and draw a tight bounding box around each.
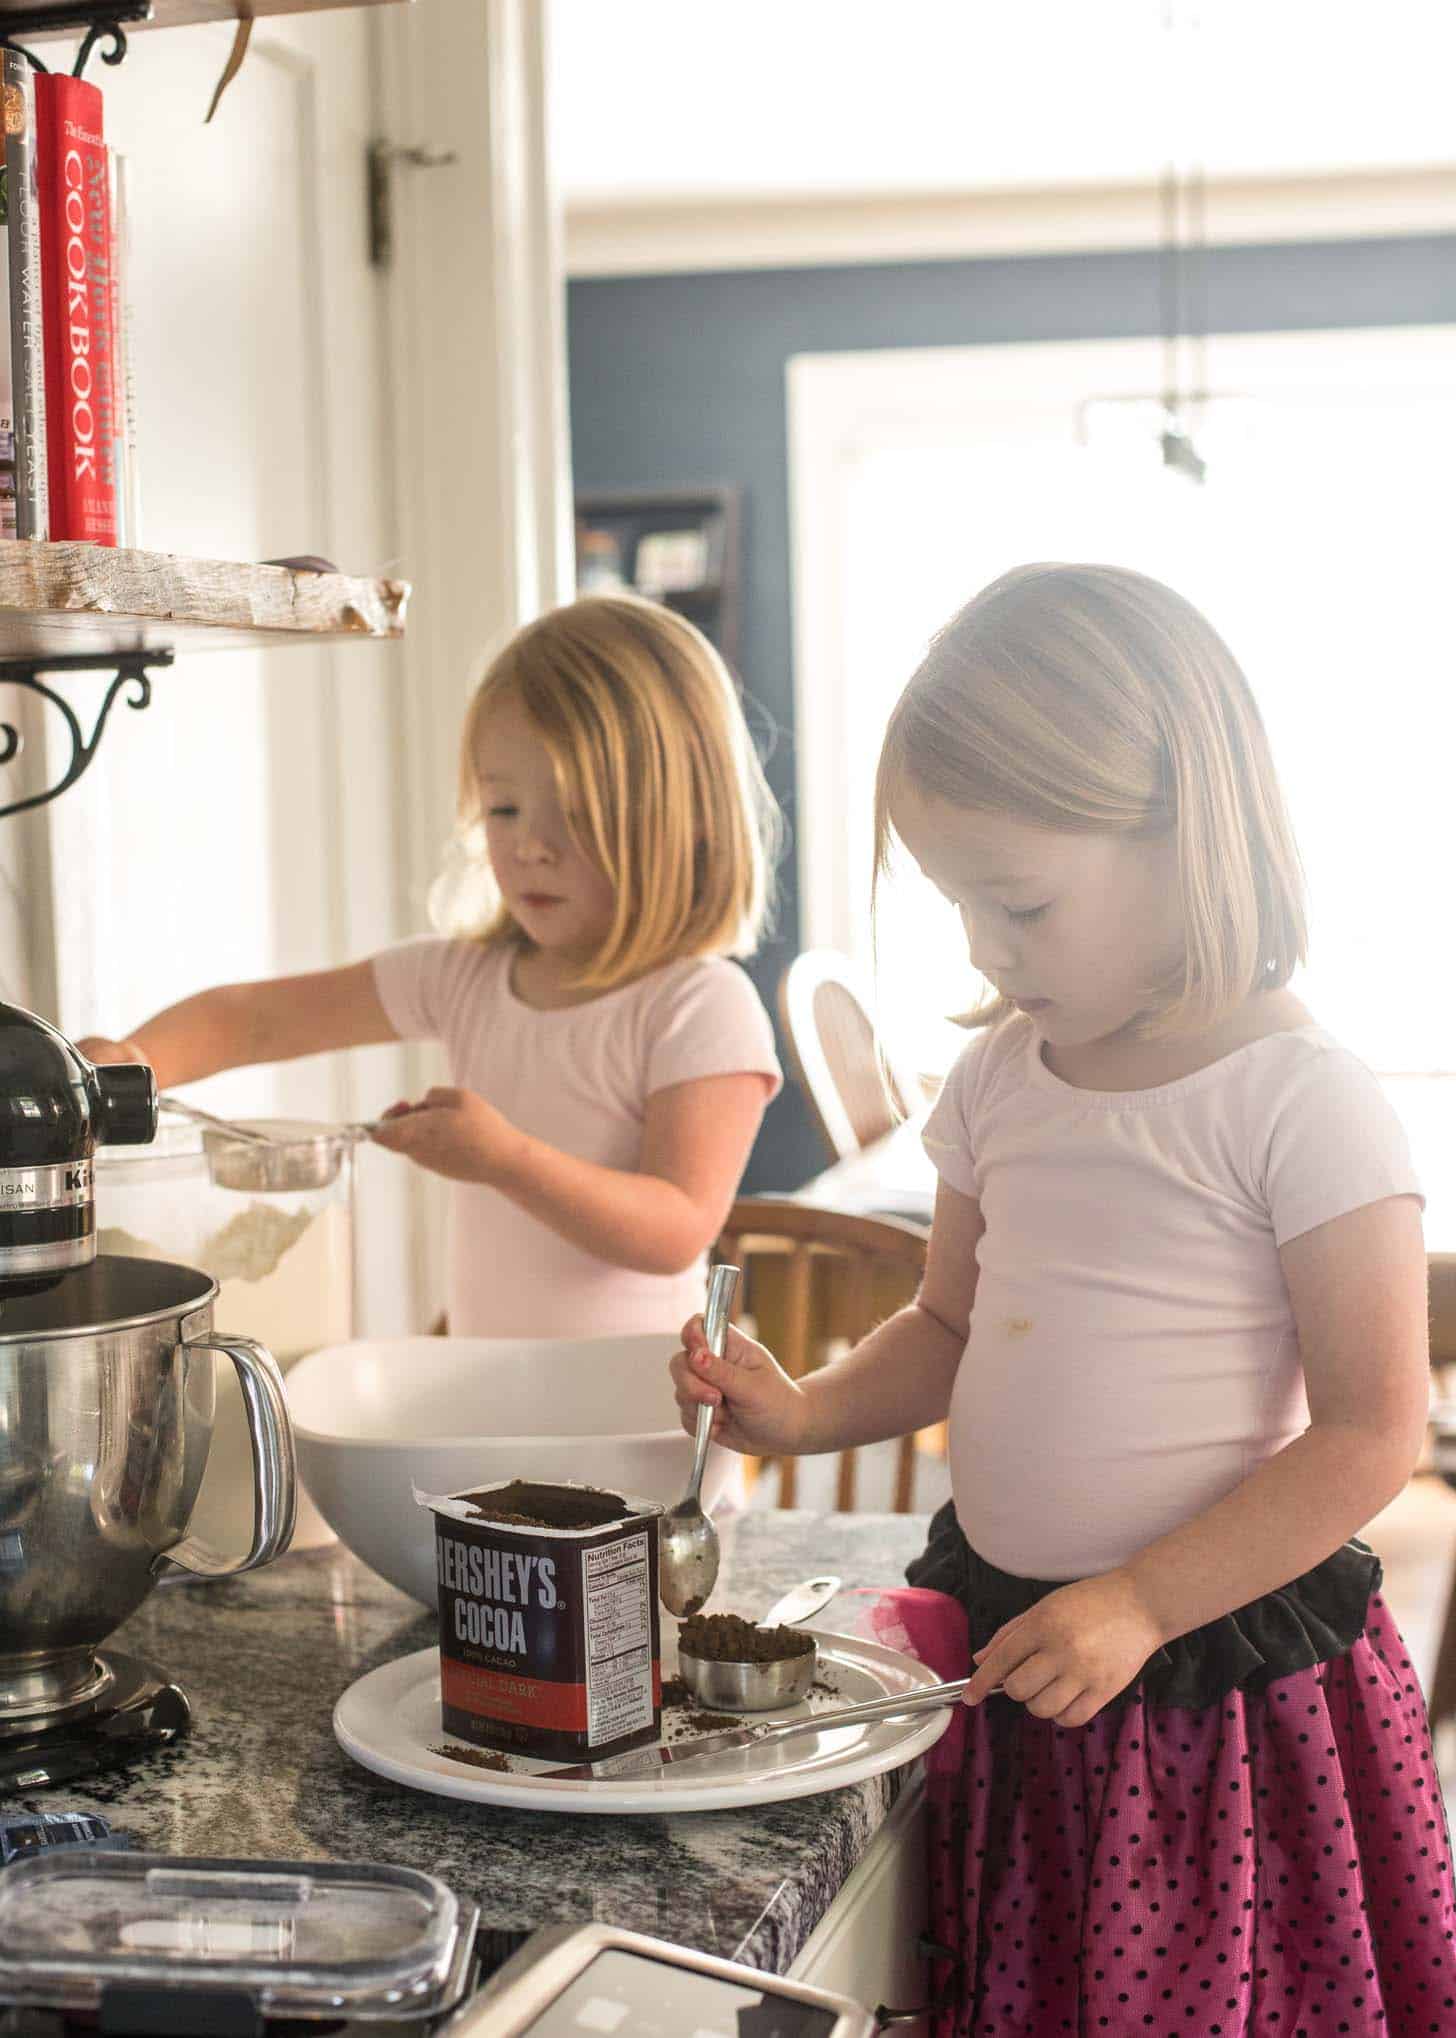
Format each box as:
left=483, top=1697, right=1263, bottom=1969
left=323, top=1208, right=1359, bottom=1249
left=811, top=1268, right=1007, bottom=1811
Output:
left=0, top=1852, right=478, bottom=2023
left=96, top=1120, right=357, bottom=1555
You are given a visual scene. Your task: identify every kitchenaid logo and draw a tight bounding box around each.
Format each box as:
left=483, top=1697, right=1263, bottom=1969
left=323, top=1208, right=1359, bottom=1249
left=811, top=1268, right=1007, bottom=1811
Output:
left=438, top=1533, right=559, bottom=1655
left=0, top=1161, right=90, bottom=1203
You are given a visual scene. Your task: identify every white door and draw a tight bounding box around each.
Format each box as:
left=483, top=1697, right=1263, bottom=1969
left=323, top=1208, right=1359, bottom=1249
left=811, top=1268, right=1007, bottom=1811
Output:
left=0, top=2, right=569, bottom=1337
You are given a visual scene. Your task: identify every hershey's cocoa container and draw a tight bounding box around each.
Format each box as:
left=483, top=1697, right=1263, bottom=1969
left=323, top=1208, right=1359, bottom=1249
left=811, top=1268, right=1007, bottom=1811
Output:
left=419, top=1477, right=663, bottom=1762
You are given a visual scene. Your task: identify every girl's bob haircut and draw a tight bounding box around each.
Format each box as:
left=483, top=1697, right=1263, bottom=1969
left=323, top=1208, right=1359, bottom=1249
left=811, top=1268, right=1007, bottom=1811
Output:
left=874, top=562, right=1307, bottom=1034
left=443, top=594, right=777, bottom=989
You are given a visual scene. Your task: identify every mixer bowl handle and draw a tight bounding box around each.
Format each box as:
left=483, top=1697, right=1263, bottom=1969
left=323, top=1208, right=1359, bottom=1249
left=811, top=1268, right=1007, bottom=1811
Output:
left=154, top=1335, right=298, bottom=1579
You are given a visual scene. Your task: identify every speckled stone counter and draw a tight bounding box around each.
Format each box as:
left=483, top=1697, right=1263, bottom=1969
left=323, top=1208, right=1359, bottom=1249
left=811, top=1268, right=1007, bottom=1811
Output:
left=0, top=1511, right=930, bottom=1976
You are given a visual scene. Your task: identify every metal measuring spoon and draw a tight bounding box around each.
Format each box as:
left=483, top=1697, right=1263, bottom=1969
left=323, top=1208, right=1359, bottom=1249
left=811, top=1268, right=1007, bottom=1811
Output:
left=658, top=1261, right=739, bottom=1618
left=758, top=1575, right=841, bottom=1629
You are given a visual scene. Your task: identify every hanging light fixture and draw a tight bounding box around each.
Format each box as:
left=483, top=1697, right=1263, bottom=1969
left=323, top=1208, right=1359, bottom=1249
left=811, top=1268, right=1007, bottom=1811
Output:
left=1159, top=0, right=1208, bottom=484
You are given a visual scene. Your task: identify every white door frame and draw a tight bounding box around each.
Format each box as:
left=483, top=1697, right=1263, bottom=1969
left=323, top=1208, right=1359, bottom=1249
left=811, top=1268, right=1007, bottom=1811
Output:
left=370, top=0, right=574, bottom=1315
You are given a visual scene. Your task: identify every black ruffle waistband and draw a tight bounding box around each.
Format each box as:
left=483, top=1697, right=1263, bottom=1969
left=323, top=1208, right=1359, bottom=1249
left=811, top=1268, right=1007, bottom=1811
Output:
left=906, top=1500, right=1383, bottom=1710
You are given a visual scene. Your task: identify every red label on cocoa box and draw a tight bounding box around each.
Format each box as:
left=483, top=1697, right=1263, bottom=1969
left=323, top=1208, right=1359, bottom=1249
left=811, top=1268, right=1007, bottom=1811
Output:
left=440, top=1658, right=589, bottom=1731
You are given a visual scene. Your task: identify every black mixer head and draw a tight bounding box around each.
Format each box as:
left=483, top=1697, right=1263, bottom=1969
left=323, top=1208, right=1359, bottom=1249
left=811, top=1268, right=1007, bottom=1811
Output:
left=0, top=1005, right=157, bottom=1295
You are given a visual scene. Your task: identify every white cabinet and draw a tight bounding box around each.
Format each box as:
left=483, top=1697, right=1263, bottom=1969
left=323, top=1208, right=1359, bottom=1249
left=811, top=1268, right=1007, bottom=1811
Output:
left=788, top=1767, right=930, bottom=2034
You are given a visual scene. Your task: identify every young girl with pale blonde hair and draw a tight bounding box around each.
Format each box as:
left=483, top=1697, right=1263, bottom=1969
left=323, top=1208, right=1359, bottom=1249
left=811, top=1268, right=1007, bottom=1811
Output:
left=81, top=596, right=781, bottom=1337
left=671, top=564, right=1453, bottom=2033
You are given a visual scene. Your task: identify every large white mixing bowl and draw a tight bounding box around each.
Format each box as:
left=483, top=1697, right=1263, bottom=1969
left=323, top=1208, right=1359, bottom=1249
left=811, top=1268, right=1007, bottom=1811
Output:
left=285, top=1334, right=738, bottom=1605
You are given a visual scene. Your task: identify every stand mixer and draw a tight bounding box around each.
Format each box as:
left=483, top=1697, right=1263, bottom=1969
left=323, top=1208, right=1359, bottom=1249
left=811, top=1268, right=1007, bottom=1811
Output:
left=0, top=1001, right=298, bottom=1737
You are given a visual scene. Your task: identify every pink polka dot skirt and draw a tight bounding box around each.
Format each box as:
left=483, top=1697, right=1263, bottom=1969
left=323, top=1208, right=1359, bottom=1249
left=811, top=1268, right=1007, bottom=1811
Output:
left=916, top=1596, right=1456, bottom=2035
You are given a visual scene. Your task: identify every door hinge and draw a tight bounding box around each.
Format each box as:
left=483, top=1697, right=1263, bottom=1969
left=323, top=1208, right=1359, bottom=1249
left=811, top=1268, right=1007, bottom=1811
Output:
left=367, top=139, right=459, bottom=270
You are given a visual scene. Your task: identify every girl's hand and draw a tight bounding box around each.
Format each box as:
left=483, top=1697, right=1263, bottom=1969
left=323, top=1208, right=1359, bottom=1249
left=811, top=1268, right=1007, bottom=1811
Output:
left=76, top=1035, right=149, bottom=1067
left=668, top=1315, right=810, bottom=1459
left=370, top=1086, right=526, bottom=1186
left=962, top=1570, right=1164, bottom=1728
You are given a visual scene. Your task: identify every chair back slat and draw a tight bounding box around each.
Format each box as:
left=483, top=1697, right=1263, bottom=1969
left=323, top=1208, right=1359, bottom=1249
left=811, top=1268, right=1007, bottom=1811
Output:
left=715, top=1197, right=932, bottom=1513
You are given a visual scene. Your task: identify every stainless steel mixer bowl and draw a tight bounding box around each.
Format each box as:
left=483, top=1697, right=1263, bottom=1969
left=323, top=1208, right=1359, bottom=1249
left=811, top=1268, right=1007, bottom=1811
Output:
left=0, top=1255, right=296, bottom=1728
left=678, top=1636, right=818, bottom=1713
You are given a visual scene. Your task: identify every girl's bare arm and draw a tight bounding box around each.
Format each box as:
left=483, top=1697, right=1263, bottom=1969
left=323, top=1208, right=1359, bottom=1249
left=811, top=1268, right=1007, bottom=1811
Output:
left=76, top=960, right=398, bottom=1088
left=376, top=1069, right=776, bottom=1277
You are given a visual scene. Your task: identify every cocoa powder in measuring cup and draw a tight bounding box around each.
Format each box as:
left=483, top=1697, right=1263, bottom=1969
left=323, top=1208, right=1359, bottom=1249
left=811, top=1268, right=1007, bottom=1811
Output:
left=420, top=1478, right=663, bottom=1762
left=678, top=1611, right=816, bottom=1665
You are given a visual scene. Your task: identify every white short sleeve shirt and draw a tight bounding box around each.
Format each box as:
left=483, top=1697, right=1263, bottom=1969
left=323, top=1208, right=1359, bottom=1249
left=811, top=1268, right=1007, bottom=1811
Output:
left=924, top=1016, right=1422, bottom=1579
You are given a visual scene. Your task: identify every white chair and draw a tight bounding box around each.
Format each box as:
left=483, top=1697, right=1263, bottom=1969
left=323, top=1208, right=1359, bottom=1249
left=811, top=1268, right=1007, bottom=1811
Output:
left=778, top=949, right=925, bottom=1164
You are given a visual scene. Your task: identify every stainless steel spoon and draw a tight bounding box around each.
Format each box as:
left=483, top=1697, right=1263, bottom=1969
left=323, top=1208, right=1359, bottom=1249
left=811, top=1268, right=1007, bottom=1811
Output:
left=659, top=1261, right=739, bottom=1617
left=540, top=1676, right=973, bottom=1781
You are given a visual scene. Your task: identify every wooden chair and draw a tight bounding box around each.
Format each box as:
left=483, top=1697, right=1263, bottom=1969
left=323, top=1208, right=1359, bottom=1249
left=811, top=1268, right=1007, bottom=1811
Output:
left=779, top=949, right=926, bottom=1163
left=714, top=1196, right=931, bottom=1513
left=1422, top=1254, right=1456, bottom=1726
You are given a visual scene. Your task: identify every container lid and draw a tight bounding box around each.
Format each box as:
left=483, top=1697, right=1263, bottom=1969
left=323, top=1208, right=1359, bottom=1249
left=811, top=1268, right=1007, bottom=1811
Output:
left=0, top=1853, right=477, bottom=2023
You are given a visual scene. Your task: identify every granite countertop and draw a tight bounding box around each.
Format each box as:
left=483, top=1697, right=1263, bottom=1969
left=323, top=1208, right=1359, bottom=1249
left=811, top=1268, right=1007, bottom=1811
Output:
left=1, top=1511, right=930, bottom=1976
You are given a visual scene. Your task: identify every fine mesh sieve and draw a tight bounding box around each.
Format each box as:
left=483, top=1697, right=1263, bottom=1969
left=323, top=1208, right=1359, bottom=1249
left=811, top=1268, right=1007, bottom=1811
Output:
left=200, top=1119, right=375, bottom=1193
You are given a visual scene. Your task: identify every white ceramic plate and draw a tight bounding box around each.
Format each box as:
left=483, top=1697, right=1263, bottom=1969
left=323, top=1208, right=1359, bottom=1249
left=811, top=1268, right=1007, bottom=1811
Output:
left=333, top=1631, right=952, bottom=1815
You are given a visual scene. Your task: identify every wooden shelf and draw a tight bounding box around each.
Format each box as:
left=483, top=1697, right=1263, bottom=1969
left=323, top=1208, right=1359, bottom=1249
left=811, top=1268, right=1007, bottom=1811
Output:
left=0, top=0, right=409, bottom=34
left=0, top=541, right=408, bottom=655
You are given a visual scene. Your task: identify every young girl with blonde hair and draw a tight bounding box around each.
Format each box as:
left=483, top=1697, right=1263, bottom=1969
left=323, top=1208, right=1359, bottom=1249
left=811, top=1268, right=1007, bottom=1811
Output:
left=672, top=564, right=1453, bottom=2033
left=81, top=596, right=781, bottom=1337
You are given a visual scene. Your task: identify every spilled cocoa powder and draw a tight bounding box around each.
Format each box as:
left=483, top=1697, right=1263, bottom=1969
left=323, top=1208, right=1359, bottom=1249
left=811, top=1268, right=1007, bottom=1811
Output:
left=669, top=1710, right=743, bottom=1738
left=432, top=1742, right=513, bottom=1772
left=679, top=1612, right=815, bottom=1665
left=661, top=1676, right=693, bottom=1709
left=461, top=1480, right=629, bottom=1530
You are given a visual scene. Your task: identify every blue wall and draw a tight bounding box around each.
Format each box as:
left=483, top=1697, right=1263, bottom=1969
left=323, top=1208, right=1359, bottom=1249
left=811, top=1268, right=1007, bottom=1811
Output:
left=567, top=235, right=1456, bottom=1189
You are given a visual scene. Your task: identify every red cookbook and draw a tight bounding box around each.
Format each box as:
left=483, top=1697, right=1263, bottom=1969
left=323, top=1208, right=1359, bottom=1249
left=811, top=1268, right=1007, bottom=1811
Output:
left=35, top=73, right=116, bottom=544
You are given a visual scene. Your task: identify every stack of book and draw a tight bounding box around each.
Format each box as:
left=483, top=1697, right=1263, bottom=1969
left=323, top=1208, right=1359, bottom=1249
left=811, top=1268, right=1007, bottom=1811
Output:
left=0, top=55, right=137, bottom=545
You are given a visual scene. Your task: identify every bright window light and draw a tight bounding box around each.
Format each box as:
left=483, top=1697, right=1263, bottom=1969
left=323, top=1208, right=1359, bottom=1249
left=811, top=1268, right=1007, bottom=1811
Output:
left=793, top=330, right=1456, bottom=1218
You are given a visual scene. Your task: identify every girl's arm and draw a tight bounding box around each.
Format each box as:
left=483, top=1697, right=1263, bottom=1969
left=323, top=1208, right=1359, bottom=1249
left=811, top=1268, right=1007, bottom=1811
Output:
left=668, top=1179, right=983, bottom=1457
left=75, top=961, right=399, bottom=1088
left=964, top=1193, right=1429, bottom=1726
left=372, top=1070, right=775, bottom=1276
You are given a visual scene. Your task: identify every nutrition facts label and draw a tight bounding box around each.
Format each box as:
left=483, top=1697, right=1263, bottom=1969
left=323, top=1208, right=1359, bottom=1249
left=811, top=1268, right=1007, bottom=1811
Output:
left=583, top=1532, right=654, bottom=1745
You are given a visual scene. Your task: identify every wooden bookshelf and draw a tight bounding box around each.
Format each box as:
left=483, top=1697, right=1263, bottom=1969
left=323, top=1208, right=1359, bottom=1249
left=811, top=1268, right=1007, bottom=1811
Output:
left=0, top=542, right=408, bottom=655
left=575, top=488, right=742, bottom=668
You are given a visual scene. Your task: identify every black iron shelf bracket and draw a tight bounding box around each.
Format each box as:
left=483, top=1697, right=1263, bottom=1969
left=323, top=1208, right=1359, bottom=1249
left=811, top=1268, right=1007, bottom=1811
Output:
left=0, top=647, right=171, bottom=822
left=0, top=1, right=150, bottom=78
